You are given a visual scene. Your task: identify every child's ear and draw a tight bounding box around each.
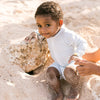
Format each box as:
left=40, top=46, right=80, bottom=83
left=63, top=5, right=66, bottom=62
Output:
left=59, top=19, right=63, bottom=26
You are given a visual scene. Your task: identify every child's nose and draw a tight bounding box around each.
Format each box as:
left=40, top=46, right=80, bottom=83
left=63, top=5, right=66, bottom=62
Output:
left=41, top=27, right=47, bottom=33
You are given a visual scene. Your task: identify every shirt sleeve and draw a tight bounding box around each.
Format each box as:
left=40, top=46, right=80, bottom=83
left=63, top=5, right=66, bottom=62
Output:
left=73, top=33, right=88, bottom=57
left=64, top=29, right=88, bottom=57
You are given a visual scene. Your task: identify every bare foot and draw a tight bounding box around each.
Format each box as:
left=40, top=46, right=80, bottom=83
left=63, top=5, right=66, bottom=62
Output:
left=55, top=93, right=64, bottom=100
left=67, top=86, right=80, bottom=100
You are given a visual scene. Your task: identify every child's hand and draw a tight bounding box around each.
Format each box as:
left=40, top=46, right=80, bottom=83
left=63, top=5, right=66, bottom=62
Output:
left=24, top=32, right=37, bottom=42
left=68, top=54, right=79, bottom=64
left=74, top=58, right=87, bottom=65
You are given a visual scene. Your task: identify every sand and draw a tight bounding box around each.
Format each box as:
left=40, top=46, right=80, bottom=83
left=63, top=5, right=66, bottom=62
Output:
left=0, top=0, right=100, bottom=100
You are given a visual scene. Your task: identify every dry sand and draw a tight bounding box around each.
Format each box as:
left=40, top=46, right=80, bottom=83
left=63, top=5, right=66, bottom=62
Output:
left=0, top=0, right=100, bottom=100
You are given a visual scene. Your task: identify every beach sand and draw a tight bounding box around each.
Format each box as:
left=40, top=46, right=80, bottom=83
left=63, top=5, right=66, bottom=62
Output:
left=0, top=0, right=100, bottom=100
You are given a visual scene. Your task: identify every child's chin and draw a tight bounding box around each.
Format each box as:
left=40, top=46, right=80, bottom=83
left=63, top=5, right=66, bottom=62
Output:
left=44, top=36, right=50, bottom=38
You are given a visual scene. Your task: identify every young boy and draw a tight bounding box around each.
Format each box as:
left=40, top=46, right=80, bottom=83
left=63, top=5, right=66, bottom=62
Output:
left=25, top=1, right=87, bottom=100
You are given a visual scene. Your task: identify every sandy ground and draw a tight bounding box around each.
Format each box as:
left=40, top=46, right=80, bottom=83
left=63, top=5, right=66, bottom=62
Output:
left=0, top=0, right=100, bottom=100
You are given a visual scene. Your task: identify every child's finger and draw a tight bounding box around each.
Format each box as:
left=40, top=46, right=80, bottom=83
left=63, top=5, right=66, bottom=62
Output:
left=74, top=58, right=86, bottom=65
left=77, top=60, right=87, bottom=66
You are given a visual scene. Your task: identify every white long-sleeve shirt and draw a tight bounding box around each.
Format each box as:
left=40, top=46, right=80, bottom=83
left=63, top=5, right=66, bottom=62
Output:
left=47, top=25, right=87, bottom=67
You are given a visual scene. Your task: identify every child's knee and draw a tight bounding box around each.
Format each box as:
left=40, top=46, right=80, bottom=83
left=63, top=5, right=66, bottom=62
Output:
left=64, top=67, right=79, bottom=85
left=64, top=67, right=76, bottom=77
left=46, top=67, right=60, bottom=81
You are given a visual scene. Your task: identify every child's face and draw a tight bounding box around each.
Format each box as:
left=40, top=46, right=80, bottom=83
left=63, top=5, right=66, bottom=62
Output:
left=35, top=15, right=61, bottom=38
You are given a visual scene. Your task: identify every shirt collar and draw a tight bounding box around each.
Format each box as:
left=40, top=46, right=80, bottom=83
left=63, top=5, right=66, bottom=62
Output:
left=47, top=24, right=66, bottom=40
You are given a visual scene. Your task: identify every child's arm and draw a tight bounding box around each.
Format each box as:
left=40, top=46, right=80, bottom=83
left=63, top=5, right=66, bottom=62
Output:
left=68, top=33, right=88, bottom=63
left=73, top=35, right=88, bottom=57
left=69, top=48, right=100, bottom=63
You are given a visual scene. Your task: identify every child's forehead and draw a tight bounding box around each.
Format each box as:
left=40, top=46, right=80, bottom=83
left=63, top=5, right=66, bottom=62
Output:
left=36, top=15, right=55, bottom=23
left=36, top=15, right=52, bottom=19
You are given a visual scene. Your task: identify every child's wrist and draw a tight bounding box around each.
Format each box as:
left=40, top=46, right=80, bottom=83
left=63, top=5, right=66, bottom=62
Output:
left=72, top=53, right=79, bottom=57
left=72, top=53, right=80, bottom=60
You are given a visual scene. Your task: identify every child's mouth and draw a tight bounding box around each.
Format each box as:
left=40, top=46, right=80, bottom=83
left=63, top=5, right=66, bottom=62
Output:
left=43, top=33, right=49, bottom=35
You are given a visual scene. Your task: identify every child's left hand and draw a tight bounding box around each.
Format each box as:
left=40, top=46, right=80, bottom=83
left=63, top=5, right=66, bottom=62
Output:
left=68, top=54, right=80, bottom=64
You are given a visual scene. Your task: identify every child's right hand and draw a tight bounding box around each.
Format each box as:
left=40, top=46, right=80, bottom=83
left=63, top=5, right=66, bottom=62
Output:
left=24, top=32, right=37, bottom=42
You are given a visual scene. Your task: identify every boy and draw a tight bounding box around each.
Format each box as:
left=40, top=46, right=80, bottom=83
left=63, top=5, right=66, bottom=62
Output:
left=25, top=1, right=87, bottom=100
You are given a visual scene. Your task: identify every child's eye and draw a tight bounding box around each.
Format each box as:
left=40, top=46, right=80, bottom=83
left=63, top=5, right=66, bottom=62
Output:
left=37, top=25, right=42, bottom=28
left=46, top=24, right=50, bottom=27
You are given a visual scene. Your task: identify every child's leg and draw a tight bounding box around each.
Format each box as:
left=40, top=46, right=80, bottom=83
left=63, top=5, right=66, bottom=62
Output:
left=47, top=67, right=64, bottom=100
left=64, top=67, right=80, bottom=100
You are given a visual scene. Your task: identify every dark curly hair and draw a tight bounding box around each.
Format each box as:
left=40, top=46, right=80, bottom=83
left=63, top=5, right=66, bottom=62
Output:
left=35, top=1, right=63, bottom=21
